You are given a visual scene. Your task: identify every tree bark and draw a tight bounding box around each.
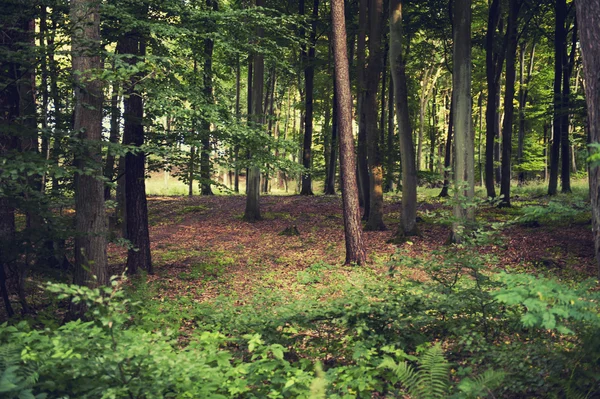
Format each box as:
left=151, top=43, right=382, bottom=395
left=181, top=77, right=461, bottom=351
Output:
left=244, top=0, right=265, bottom=221
left=119, top=28, right=152, bottom=276
left=71, top=0, right=108, bottom=287
left=200, top=0, right=218, bottom=196
left=439, top=94, right=453, bottom=197
left=331, top=0, right=367, bottom=265
left=325, top=86, right=338, bottom=195
left=484, top=0, right=505, bottom=199
left=356, top=0, right=370, bottom=215
left=105, top=81, right=120, bottom=201
left=390, top=0, right=418, bottom=237
left=384, top=68, right=395, bottom=192
left=561, top=15, right=576, bottom=193
left=517, top=41, right=536, bottom=185
left=452, top=0, right=474, bottom=242
left=574, top=0, right=600, bottom=277
left=499, top=0, right=521, bottom=207
left=365, top=0, right=386, bottom=231
left=548, top=0, right=567, bottom=195
left=300, top=0, right=319, bottom=195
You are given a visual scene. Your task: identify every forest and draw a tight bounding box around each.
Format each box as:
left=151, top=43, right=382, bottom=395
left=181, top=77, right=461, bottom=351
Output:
left=1, top=0, right=600, bottom=397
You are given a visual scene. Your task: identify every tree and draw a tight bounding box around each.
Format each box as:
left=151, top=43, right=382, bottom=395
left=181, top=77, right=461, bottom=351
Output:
left=244, top=0, right=265, bottom=222
left=71, top=0, right=108, bottom=287
left=574, top=0, right=600, bottom=277
left=364, top=0, right=387, bottom=231
left=120, top=17, right=152, bottom=276
left=331, top=0, right=367, bottom=265
left=499, top=0, right=522, bottom=207
left=390, top=0, right=418, bottom=237
left=356, top=0, right=371, bottom=217
left=452, top=0, right=474, bottom=242
left=548, top=0, right=566, bottom=195
left=484, top=0, right=505, bottom=199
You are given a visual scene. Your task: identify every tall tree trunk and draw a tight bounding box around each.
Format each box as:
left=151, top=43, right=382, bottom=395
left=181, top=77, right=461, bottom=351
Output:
left=574, top=0, right=600, bottom=277
left=430, top=86, right=438, bottom=172
left=120, top=30, right=152, bottom=276
left=331, top=0, right=367, bottom=265
left=561, top=15, right=576, bottom=193
left=325, top=87, right=338, bottom=195
left=71, top=0, right=108, bottom=287
left=517, top=41, right=536, bottom=185
left=200, top=0, right=218, bottom=196
left=452, top=0, right=474, bottom=242
left=390, top=0, right=418, bottom=237
left=439, top=94, right=454, bottom=197
left=365, top=0, right=386, bottom=231
left=104, top=82, right=120, bottom=200
left=244, top=0, right=264, bottom=221
left=549, top=0, right=566, bottom=195
left=484, top=0, right=505, bottom=199
left=300, top=0, right=319, bottom=195
left=356, top=0, right=370, bottom=214
left=234, top=56, right=241, bottom=193
left=385, top=69, right=395, bottom=192
left=499, top=0, right=521, bottom=207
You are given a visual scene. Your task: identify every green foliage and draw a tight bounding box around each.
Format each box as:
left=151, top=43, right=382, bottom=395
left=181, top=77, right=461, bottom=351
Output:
left=517, top=199, right=590, bottom=225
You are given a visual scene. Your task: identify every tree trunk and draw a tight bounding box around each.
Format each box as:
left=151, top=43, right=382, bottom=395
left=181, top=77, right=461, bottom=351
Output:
left=439, top=94, right=453, bottom=197
left=300, top=0, right=319, bottom=195
left=574, top=0, right=600, bottom=277
left=549, top=0, right=566, bottom=195
left=484, top=0, right=504, bottom=199
left=104, top=82, right=120, bottom=200
left=356, top=0, right=370, bottom=215
left=325, top=86, right=338, bottom=195
left=499, top=0, right=521, bottom=207
left=120, top=30, right=152, bottom=276
left=517, top=41, right=536, bottom=185
left=390, top=0, right=418, bottom=237
left=385, top=69, right=395, bottom=192
left=365, top=0, right=386, bottom=231
left=561, top=15, right=576, bottom=193
left=71, top=0, right=108, bottom=287
left=244, top=0, right=265, bottom=221
left=234, top=56, right=241, bottom=193
left=331, top=0, right=367, bottom=265
left=452, top=0, right=474, bottom=242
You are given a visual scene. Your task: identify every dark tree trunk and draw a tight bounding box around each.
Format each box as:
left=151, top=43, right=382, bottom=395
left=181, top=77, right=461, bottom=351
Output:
left=561, top=15, right=576, bottom=193
left=356, top=0, right=370, bottom=214
left=439, top=95, right=454, bottom=197
left=517, top=41, right=536, bottom=185
left=331, top=0, right=367, bottom=265
left=430, top=86, right=438, bottom=172
left=71, top=0, right=108, bottom=287
left=574, top=0, right=600, bottom=277
left=384, top=69, right=395, bottom=192
left=549, top=0, right=567, bottom=195
left=484, top=0, right=505, bottom=199
left=300, top=0, right=319, bottom=195
left=244, top=0, right=264, bottom=221
left=390, top=0, right=418, bottom=237
left=325, top=87, right=338, bottom=195
left=234, top=56, right=241, bottom=193
left=120, top=31, right=152, bottom=276
left=365, top=0, right=386, bottom=231
left=104, top=82, right=120, bottom=201
left=499, top=0, right=521, bottom=207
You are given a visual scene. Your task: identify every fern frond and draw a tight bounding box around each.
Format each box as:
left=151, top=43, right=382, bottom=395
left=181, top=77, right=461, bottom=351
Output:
left=457, top=369, right=505, bottom=398
left=414, top=344, right=449, bottom=399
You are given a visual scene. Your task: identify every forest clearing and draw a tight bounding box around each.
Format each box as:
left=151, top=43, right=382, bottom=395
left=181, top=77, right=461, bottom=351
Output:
left=2, top=0, right=600, bottom=397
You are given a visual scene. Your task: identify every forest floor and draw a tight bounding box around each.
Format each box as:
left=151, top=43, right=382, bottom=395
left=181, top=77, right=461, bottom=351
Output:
left=107, top=187, right=595, bottom=307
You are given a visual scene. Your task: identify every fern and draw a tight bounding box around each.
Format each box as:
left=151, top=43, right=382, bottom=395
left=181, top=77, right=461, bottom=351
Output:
left=0, top=343, right=41, bottom=399
left=457, top=369, right=505, bottom=398
left=380, top=343, right=449, bottom=399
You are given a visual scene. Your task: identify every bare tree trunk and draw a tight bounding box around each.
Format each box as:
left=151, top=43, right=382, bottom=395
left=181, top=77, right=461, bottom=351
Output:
left=105, top=81, right=120, bottom=200
left=356, top=0, right=370, bottom=215
left=385, top=69, right=395, bottom=192
left=71, top=0, right=108, bottom=288
left=325, top=86, right=338, bottom=195
left=517, top=41, right=536, bottom=186
left=452, top=0, right=474, bottom=242
left=365, top=0, right=386, bottom=231
left=120, top=27, right=152, bottom=276
left=549, top=0, right=566, bottom=195
left=574, top=0, right=600, bottom=277
left=390, top=0, right=418, bottom=237
left=244, top=0, right=265, bottom=221
left=499, top=0, right=521, bottom=207
left=439, top=94, right=453, bottom=198
left=561, top=15, right=576, bottom=193
left=331, top=0, right=367, bottom=265
left=234, top=56, right=241, bottom=193
left=484, top=0, right=505, bottom=199
left=300, top=0, right=319, bottom=195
